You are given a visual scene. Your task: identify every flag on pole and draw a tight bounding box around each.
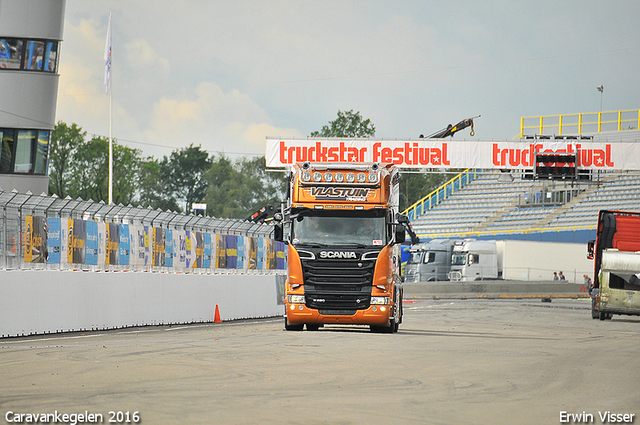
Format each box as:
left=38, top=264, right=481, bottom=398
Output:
left=104, top=13, right=112, bottom=93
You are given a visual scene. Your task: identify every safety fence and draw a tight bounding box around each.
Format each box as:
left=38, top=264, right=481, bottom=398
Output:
left=403, top=168, right=479, bottom=221
left=0, top=189, right=286, bottom=273
left=518, top=109, right=640, bottom=137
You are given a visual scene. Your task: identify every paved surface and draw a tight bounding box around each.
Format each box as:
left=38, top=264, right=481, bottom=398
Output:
left=2, top=299, right=639, bottom=425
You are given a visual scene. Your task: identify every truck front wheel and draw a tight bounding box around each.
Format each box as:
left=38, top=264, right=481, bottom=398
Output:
left=284, top=317, right=303, bottom=331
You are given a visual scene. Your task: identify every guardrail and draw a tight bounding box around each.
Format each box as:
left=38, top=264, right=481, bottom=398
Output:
left=0, top=189, right=285, bottom=274
left=518, top=109, right=640, bottom=137
left=403, top=169, right=479, bottom=221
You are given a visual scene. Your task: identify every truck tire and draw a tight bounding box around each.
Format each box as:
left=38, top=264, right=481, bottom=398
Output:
left=284, top=318, right=303, bottom=331
left=591, top=298, right=599, bottom=319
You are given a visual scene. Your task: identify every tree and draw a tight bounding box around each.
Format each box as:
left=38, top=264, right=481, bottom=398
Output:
left=310, top=109, right=375, bottom=137
left=204, top=155, right=287, bottom=219
left=164, top=144, right=211, bottom=213
left=65, top=135, right=142, bottom=204
left=67, top=135, right=109, bottom=202
left=112, top=143, right=142, bottom=205
left=235, top=156, right=287, bottom=214
left=49, top=122, right=85, bottom=198
left=399, top=171, right=449, bottom=212
left=138, top=157, right=181, bottom=212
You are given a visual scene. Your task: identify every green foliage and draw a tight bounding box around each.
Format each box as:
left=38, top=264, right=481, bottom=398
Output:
left=49, top=122, right=85, bottom=198
left=112, top=143, right=142, bottom=205
left=310, top=109, right=375, bottom=137
left=64, top=135, right=142, bottom=204
left=204, top=156, right=287, bottom=219
left=162, top=144, right=212, bottom=213
left=67, top=135, right=109, bottom=202
left=399, top=171, right=449, bottom=212
left=138, top=157, right=181, bottom=212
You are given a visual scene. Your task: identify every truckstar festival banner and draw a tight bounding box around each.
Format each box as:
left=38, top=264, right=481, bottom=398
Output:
left=266, top=138, right=640, bottom=170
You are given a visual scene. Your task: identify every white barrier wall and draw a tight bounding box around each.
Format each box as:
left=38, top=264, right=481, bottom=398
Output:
left=499, top=240, right=593, bottom=282
left=0, top=271, right=283, bottom=337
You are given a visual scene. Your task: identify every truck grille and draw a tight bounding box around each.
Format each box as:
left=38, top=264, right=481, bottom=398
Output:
left=302, top=259, right=375, bottom=311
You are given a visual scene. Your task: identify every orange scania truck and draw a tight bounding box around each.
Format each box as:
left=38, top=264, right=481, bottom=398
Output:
left=274, top=162, right=406, bottom=332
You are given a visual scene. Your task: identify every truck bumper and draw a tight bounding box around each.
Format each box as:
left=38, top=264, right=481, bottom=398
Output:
left=284, top=303, right=393, bottom=326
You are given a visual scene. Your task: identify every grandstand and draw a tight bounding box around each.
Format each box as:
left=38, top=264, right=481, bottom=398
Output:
left=404, top=110, right=640, bottom=243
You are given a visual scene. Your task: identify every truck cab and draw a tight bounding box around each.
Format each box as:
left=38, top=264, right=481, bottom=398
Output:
left=588, top=210, right=640, bottom=320
left=448, top=239, right=498, bottom=281
left=275, top=162, right=406, bottom=332
left=404, top=239, right=455, bottom=282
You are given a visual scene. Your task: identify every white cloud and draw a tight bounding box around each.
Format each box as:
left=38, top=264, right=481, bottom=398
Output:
left=124, top=38, right=170, bottom=74
left=143, top=82, right=303, bottom=157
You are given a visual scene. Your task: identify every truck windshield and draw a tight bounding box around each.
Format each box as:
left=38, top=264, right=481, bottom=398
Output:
left=291, top=210, right=387, bottom=247
left=451, top=253, right=466, bottom=266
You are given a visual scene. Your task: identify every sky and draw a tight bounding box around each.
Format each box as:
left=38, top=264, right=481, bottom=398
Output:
left=56, top=0, right=640, bottom=160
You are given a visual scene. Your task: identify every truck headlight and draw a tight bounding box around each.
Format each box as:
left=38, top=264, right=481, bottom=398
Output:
left=370, top=296, right=389, bottom=305
left=288, top=295, right=305, bottom=304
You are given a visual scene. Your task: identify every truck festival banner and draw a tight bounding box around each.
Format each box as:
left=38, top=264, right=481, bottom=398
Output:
left=266, top=138, right=640, bottom=170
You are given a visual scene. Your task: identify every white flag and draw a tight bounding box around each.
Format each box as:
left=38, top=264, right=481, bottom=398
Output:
left=104, top=13, right=112, bottom=93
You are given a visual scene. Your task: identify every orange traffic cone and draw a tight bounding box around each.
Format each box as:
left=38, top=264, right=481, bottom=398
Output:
left=214, top=305, right=222, bottom=323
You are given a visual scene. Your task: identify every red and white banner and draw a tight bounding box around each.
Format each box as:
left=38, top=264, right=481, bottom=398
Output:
left=266, top=138, right=640, bottom=170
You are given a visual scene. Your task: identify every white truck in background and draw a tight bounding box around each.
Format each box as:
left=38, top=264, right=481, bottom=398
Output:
left=448, top=239, right=500, bottom=281
left=404, top=239, right=456, bottom=282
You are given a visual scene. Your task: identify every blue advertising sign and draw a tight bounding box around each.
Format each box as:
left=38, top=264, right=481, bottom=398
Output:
left=225, top=235, right=237, bottom=269
left=203, top=233, right=212, bottom=269
left=257, top=237, right=264, bottom=270
left=236, top=236, right=245, bottom=269
left=85, top=221, right=98, bottom=265
left=165, top=229, right=174, bottom=268
left=47, top=217, right=61, bottom=264
left=119, top=224, right=130, bottom=265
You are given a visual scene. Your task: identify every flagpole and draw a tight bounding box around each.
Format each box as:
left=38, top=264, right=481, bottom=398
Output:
left=105, top=11, right=113, bottom=204
left=109, top=71, right=113, bottom=205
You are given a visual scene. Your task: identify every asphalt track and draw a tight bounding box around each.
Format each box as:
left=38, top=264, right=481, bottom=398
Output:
left=2, top=298, right=639, bottom=425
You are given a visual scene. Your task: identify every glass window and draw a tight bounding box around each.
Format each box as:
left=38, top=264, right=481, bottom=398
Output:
left=43, top=41, right=58, bottom=72
left=408, top=252, right=423, bottom=264
left=291, top=210, right=387, bottom=247
left=0, top=38, right=23, bottom=69
left=451, top=253, right=466, bottom=266
left=14, top=130, right=35, bottom=173
left=34, top=131, right=49, bottom=174
left=424, top=252, right=436, bottom=264
left=24, top=40, right=45, bottom=70
left=0, top=129, right=15, bottom=173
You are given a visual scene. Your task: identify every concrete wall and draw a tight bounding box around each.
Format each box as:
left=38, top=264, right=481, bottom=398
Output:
left=0, top=271, right=283, bottom=337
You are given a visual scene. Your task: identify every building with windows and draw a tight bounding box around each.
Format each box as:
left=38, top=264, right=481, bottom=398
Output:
left=0, top=0, right=66, bottom=194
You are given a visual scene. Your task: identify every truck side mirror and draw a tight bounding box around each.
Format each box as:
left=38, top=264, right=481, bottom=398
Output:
left=587, top=240, right=595, bottom=260
left=395, top=226, right=406, bottom=244
left=274, top=223, right=284, bottom=242
left=397, top=214, right=409, bottom=225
